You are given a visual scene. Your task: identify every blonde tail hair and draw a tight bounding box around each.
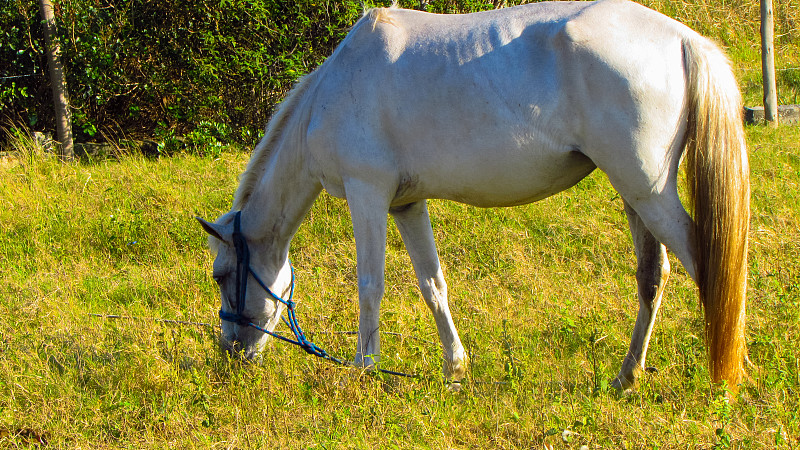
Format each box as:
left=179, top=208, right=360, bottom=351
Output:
left=683, top=36, right=750, bottom=390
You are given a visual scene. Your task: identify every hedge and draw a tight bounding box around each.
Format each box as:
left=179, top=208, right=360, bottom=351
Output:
left=2, top=0, right=533, bottom=148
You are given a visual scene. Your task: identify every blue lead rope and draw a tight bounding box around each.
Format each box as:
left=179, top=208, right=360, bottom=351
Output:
left=221, top=211, right=343, bottom=362
left=246, top=273, right=420, bottom=378
left=242, top=265, right=346, bottom=365
left=218, top=223, right=344, bottom=364
left=219, top=211, right=419, bottom=378
left=218, top=212, right=417, bottom=377
left=222, top=265, right=417, bottom=377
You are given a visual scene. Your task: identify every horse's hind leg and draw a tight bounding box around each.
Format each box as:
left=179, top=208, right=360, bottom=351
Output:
left=612, top=200, right=671, bottom=391
left=391, top=201, right=467, bottom=381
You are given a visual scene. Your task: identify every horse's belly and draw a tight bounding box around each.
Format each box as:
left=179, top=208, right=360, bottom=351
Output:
left=394, top=147, right=596, bottom=207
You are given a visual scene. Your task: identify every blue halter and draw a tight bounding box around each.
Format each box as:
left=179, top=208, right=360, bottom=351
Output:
left=218, top=211, right=338, bottom=361
left=217, top=212, right=418, bottom=378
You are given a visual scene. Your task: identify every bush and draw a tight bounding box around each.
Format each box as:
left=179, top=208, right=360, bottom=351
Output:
left=1, top=0, right=370, bottom=146
left=1, top=2, right=47, bottom=132
left=1, top=0, right=541, bottom=147
left=2, top=0, right=797, bottom=149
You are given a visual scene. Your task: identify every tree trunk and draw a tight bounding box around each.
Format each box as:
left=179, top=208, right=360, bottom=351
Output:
left=39, top=0, right=74, bottom=160
left=760, top=0, right=779, bottom=126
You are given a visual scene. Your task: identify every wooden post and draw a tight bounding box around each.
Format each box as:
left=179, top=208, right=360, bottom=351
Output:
left=39, top=0, right=74, bottom=160
left=760, top=0, right=779, bottom=126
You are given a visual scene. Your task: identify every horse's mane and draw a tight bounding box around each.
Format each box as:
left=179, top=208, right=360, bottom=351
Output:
left=232, top=71, right=319, bottom=211
left=231, top=5, right=397, bottom=212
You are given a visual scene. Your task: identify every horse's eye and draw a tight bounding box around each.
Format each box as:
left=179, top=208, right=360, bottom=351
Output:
left=213, top=275, right=223, bottom=285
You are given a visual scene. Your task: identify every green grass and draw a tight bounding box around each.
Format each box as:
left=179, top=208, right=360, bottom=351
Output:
left=1, top=124, right=799, bottom=448
left=2, top=0, right=800, bottom=446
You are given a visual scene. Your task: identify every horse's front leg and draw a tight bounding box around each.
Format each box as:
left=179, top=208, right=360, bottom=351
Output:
left=345, top=178, right=391, bottom=369
left=391, top=200, right=467, bottom=381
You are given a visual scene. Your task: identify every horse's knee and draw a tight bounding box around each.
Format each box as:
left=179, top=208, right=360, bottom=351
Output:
left=358, top=278, right=385, bottom=307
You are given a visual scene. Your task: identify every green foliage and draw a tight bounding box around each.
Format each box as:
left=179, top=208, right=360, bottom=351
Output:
left=2, top=0, right=799, bottom=148
left=0, top=1, right=45, bottom=128
left=1, top=0, right=370, bottom=145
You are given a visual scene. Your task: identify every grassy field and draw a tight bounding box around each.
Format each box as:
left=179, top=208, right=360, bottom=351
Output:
left=2, top=1, right=800, bottom=448
left=2, top=124, right=799, bottom=449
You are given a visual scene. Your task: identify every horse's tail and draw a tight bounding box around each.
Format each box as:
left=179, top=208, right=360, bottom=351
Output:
left=682, top=35, right=750, bottom=390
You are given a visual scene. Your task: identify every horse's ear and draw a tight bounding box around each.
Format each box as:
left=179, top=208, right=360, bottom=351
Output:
left=196, top=217, right=225, bottom=242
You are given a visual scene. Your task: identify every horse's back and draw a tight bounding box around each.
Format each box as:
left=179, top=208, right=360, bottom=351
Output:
left=305, top=0, right=696, bottom=206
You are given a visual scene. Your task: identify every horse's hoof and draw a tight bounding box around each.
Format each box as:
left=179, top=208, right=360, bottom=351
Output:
left=610, top=375, right=635, bottom=394
left=353, top=354, right=377, bottom=370
left=444, top=355, right=468, bottom=382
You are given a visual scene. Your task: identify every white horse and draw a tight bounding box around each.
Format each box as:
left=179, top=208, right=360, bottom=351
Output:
left=197, top=0, right=749, bottom=391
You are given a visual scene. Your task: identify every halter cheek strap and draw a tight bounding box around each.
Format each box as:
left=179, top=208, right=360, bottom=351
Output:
left=231, top=211, right=250, bottom=323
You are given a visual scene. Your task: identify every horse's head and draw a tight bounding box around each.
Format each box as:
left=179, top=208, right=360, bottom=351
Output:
left=196, top=212, right=292, bottom=360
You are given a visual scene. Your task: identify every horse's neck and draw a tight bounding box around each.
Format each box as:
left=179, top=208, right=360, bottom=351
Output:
left=240, top=143, right=321, bottom=264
